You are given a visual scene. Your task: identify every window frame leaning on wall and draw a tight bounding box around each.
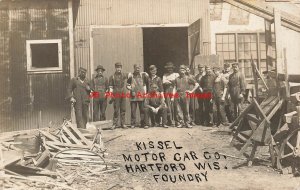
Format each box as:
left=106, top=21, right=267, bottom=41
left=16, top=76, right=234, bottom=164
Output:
left=26, top=39, right=63, bottom=74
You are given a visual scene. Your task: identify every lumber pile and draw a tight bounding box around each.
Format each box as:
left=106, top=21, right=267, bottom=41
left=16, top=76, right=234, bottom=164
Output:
left=0, top=119, right=120, bottom=189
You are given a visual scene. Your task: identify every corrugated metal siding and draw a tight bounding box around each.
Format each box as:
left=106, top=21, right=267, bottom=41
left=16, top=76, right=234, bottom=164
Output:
left=74, top=0, right=210, bottom=75
left=0, top=0, right=70, bottom=132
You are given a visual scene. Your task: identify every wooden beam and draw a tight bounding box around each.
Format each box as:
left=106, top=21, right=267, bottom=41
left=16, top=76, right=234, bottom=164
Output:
left=283, top=48, right=290, bottom=98
left=223, top=0, right=300, bottom=33
left=68, top=0, right=75, bottom=78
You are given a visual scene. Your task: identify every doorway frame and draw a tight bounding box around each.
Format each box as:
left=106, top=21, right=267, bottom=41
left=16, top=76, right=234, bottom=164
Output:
left=89, top=23, right=189, bottom=79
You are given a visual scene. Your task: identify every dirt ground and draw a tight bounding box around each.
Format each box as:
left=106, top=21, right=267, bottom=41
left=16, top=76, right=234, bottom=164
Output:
left=92, top=125, right=300, bottom=190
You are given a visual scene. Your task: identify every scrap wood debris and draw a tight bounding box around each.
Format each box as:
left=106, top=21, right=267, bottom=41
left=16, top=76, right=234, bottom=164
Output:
left=0, top=119, right=121, bottom=189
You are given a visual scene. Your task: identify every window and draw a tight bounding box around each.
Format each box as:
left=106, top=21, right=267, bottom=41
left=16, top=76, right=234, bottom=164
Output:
left=216, top=34, right=236, bottom=62
left=216, top=33, right=276, bottom=79
left=26, top=39, right=62, bottom=73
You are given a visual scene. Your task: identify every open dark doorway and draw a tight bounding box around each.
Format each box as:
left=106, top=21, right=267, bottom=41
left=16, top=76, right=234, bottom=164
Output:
left=142, top=27, right=189, bottom=77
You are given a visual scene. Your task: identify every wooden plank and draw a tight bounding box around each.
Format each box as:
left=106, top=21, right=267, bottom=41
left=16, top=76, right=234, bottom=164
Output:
left=230, top=101, right=254, bottom=129
left=45, top=141, right=63, bottom=151
left=39, top=130, right=60, bottom=143
left=62, top=126, right=83, bottom=145
left=261, top=97, right=279, bottom=116
left=267, top=99, right=283, bottom=120
left=247, top=114, right=260, bottom=124
left=56, top=154, right=100, bottom=160
left=60, top=132, right=72, bottom=144
left=251, top=56, right=259, bottom=98
left=67, top=122, right=92, bottom=146
left=48, top=141, right=90, bottom=149
left=255, top=66, right=269, bottom=91
left=251, top=119, right=272, bottom=144
left=253, top=99, right=270, bottom=123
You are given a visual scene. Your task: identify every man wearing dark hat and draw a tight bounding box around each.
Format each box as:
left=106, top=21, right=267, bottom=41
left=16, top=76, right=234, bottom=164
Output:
left=144, top=83, right=168, bottom=128
left=67, top=67, right=91, bottom=128
left=173, top=65, right=199, bottom=128
left=91, top=65, right=109, bottom=121
left=213, top=67, right=229, bottom=127
left=222, top=62, right=234, bottom=122
left=127, top=64, right=148, bottom=128
left=200, top=65, right=215, bottom=126
left=109, top=62, right=131, bottom=130
left=163, top=62, right=179, bottom=126
left=195, top=64, right=206, bottom=125
left=227, top=62, right=246, bottom=119
left=148, top=65, right=163, bottom=93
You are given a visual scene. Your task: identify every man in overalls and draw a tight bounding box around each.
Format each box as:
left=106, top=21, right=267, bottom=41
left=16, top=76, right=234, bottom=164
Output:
left=144, top=83, right=168, bottom=128
left=195, top=64, right=206, bottom=125
left=109, top=62, right=130, bottom=130
left=127, top=64, right=148, bottom=128
left=222, top=62, right=233, bottom=123
left=200, top=66, right=215, bottom=126
left=67, top=67, right=91, bottom=128
left=228, top=62, right=246, bottom=120
left=91, top=65, right=109, bottom=121
left=213, top=67, right=229, bottom=127
left=173, top=65, right=199, bottom=128
left=162, top=62, right=179, bottom=126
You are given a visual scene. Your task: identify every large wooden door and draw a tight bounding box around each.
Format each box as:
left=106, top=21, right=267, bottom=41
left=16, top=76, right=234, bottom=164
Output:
left=91, top=27, right=143, bottom=124
left=188, top=19, right=201, bottom=73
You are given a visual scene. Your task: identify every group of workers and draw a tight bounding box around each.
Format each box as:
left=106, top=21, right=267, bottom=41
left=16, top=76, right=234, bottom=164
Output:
left=67, top=61, right=246, bottom=129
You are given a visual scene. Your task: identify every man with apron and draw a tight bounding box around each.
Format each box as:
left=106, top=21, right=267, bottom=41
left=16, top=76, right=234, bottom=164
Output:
left=222, top=62, right=234, bottom=123
left=91, top=65, right=109, bottom=121
left=127, top=64, right=148, bottom=128
left=162, top=62, right=179, bottom=126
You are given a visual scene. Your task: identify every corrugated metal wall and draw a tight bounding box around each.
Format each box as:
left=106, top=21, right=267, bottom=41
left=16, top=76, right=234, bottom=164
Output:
left=74, top=0, right=211, bottom=77
left=0, top=0, right=70, bottom=132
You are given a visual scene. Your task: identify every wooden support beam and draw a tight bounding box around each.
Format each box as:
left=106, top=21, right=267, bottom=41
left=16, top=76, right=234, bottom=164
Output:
left=224, top=0, right=300, bottom=32
left=68, top=0, right=75, bottom=78
left=274, top=8, right=283, bottom=97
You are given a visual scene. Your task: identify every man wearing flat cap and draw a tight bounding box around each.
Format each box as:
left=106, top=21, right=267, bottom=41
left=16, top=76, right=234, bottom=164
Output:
left=109, top=62, right=132, bottom=130
left=163, top=62, right=179, bottom=126
left=200, top=65, right=215, bottom=126
left=127, top=64, right=149, bottom=128
left=67, top=67, right=91, bottom=128
left=227, top=62, right=246, bottom=119
left=91, top=65, right=109, bottom=121
left=213, top=67, right=229, bottom=127
left=173, top=65, right=199, bottom=128
left=195, top=64, right=206, bottom=125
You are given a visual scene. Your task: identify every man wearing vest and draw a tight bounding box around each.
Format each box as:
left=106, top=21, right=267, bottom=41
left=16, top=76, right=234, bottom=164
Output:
left=162, top=62, right=179, bottom=126
left=127, top=64, right=148, bottom=128
left=67, top=67, right=91, bottom=128
left=200, top=65, right=215, bottom=126
left=144, top=83, right=168, bottom=128
left=109, top=62, right=131, bottom=130
left=228, top=62, right=246, bottom=120
left=91, top=65, right=109, bottom=121
left=173, top=65, right=199, bottom=128
left=195, top=64, right=206, bottom=125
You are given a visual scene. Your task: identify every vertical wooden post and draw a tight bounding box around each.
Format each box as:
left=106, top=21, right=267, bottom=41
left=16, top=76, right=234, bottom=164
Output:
left=68, top=0, right=75, bottom=79
left=264, top=19, right=273, bottom=70
left=283, top=48, right=290, bottom=98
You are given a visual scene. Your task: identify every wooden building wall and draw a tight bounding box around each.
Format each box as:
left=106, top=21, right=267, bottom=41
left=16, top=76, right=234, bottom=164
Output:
left=73, top=0, right=211, bottom=78
left=0, top=0, right=70, bottom=132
